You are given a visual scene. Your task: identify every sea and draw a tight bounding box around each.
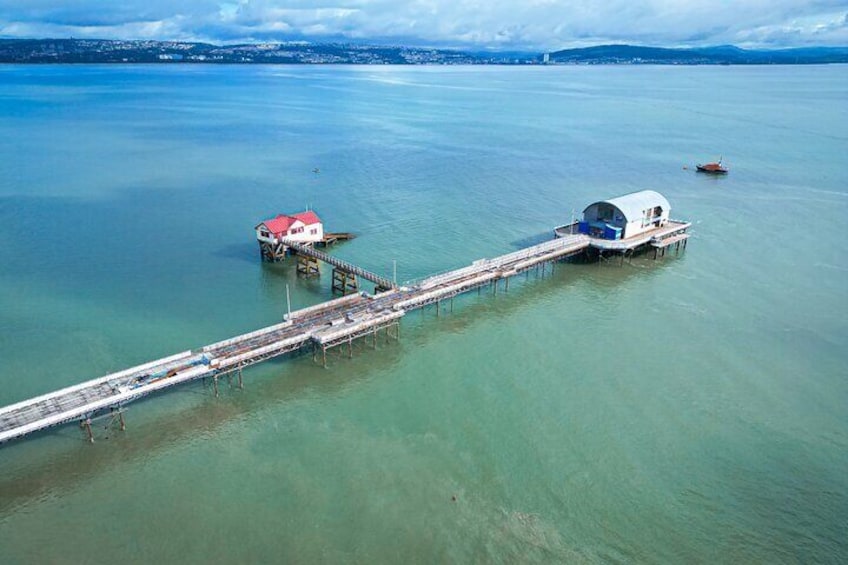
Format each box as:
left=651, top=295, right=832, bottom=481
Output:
left=0, top=63, right=846, bottom=563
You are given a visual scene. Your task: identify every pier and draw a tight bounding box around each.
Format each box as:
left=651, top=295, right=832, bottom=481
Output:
left=0, top=212, right=690, bottom=446
left=281, top=237, right=396, bottom=293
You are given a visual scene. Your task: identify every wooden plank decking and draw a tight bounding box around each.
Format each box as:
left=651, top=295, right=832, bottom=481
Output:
left=651, top=232, right=690, bottom=248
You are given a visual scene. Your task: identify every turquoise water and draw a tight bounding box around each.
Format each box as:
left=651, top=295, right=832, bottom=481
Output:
left=0, top=64, right=846, bottom=563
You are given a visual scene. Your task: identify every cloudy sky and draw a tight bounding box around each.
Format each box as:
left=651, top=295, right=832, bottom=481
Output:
left=1, top=1, right=846, bottom=50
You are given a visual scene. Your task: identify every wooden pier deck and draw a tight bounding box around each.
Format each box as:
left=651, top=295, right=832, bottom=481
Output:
left=318, top=232, right=355, bottom=246
left=554, top=219, right=691, bottom=252
left=0, top=229, right=678, bottom=446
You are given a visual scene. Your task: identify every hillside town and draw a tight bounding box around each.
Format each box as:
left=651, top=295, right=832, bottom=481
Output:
left=0, top=39, right=534, bottom=64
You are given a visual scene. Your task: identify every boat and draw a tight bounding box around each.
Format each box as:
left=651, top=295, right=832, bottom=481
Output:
left=696, top=158, right=728, bottom=174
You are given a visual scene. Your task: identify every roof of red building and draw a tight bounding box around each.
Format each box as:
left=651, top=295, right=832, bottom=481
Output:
left=261, top=215, right=295, bottom=234
left=292, top=210, right=321, bottom=226
left=257, top=211, right=322, bottom=235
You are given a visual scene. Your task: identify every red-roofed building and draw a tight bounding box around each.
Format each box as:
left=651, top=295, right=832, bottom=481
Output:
left=256, top=211, right=324, bottom=261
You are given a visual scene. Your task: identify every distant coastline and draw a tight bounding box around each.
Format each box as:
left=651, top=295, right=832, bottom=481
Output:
left=1, top=39, right=847, bottom=65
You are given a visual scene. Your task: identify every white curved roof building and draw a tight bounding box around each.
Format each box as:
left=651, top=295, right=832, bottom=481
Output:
left=582, top=190, right=671, bottom=239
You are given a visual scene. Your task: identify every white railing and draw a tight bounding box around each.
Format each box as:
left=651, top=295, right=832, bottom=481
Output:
left=311, top=310, right=405, bottom=345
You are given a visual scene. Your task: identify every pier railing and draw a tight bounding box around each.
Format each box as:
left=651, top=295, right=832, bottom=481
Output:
left=280, top=238, right=396, bottom=290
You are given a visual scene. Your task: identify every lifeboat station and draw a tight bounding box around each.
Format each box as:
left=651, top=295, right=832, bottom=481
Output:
left=554, top=189, right=691, bottom=261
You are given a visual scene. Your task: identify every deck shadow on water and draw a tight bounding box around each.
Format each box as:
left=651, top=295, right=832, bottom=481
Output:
left=509, top=232, right=553, bottom=250
left=213, top=242, right=263, bottom=265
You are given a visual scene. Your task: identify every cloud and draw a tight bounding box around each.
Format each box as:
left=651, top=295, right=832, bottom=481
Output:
left=0, top=0, right=846, bottom=49
left=733, top=9, right=848, bottom=46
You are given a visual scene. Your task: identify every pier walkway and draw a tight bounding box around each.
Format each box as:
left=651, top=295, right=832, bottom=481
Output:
left=0, top=229, right=681, bottom=445
left=280, top=237, right=396, bottom=291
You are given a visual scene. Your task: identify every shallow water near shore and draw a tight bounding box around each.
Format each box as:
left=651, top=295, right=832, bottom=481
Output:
left=0, top=64, right=846, bottom=563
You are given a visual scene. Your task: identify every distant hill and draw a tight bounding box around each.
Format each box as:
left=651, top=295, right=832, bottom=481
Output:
left=547, top=44, right=848, bottom=64
left=0, top=39, right=534, bottom=65
left=1, top=39, right=846, bottom=65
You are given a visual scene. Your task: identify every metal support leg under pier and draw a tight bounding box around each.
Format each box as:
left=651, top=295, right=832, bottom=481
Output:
left=80, top=418, right=94, bottom=443
left=107, top=407, right=126, bottom=432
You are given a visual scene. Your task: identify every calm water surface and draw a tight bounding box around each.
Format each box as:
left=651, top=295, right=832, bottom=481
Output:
left=0, top=64, right=846, bottom=563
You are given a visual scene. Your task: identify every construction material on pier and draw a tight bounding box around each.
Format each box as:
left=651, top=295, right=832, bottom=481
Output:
left=0, top=193, right=691, bottom=446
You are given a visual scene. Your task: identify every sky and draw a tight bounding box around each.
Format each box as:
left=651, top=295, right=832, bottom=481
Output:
left=0, top=1, right=846, bottom=51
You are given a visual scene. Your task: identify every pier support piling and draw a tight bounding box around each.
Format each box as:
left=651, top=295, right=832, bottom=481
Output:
left=82, top=418, right=94, bottom=443
left=260, top=241, right=287, bottom=262
left=107, top=408, right=126, bottom=432
left=297, top=255, right=320, bottom=277
left=332, top=269, right=359, bottom=295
